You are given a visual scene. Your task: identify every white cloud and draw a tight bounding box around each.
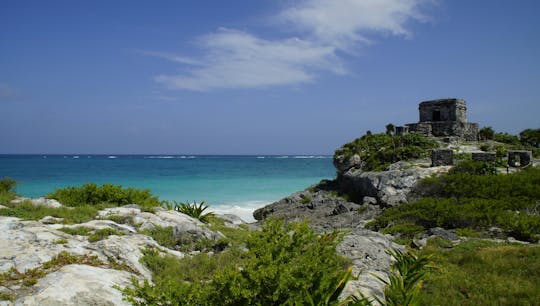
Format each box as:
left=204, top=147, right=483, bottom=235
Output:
left=280, top=0, right=428, bottom=50
left=151, top=0, right=430, bottom=91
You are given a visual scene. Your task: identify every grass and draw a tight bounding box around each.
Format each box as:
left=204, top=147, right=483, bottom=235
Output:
left=420, top=239, right=540, bottom=305
left=58, top=226, right=124, bottom=242
left=0, top=201, right=100, bottom=224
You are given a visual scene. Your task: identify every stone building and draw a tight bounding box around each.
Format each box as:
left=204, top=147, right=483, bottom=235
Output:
left=403, top=98, right=478, bottom=140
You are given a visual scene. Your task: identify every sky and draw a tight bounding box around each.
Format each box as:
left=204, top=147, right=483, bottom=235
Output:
left=1, top=0, right=539, bottom=155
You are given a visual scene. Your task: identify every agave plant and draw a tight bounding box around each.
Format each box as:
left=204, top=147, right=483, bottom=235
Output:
left=173, top=200, right=214, bottom=223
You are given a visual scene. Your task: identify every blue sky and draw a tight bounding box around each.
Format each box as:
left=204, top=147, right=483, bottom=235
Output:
left=1, top=0, right=539, bottom=154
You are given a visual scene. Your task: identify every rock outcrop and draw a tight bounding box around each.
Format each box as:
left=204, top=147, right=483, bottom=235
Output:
left=338, top=162, right=452, bottom=206
left=0, top=203, right=223, bottom=305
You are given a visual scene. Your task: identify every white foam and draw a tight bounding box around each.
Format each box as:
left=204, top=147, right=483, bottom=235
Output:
left=209, top=201, right=269, bottom=223
left=108, top=156, right=117, bottom=159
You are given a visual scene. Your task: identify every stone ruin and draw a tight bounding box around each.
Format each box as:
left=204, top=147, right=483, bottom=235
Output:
left=508, top=150, right=532, bottom=167
left=397, top=98, right=479, bottom=140
left=431, top=149, right=454, bottom=166
left=472, top=152, right=497, bottom=163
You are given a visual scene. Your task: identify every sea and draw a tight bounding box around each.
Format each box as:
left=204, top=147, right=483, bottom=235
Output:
left=0, top=155, right=335, bottom=222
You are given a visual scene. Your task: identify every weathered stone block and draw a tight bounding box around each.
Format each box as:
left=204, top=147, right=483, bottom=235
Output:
left=508, top=150, right=532, bottom=167
left=431, top=149, right=454, bottom=166
left=472, top=152, right=496, bottom=162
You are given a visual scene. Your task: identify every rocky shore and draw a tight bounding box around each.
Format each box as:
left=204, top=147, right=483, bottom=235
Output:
left=0, top=200, right=226, bottom=305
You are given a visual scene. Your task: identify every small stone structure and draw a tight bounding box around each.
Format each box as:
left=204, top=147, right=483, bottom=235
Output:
left=431, top=149, right=454, bottom=166
left=507, top=150, right=532, bottom=167
left=406, top=99, right=478, bottom=140
left=472, top=152, right=496, bottom=163
left=394, top=126, right=409, bottom=136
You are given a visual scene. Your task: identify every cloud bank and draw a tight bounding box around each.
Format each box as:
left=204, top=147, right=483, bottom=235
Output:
left=151, top=0, right=430, bottom=91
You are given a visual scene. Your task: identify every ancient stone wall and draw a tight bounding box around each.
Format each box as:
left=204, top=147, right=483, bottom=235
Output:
left=472, top=152, right=496, bottom=162
left=508, top=150, right=532, bottom=167
left=418, top=99, right=467, bottom=123
left=431, top=149, right=454, bottom=166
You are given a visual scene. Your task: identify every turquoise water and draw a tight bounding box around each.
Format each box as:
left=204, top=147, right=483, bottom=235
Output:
left=0, top=155, right=335, bottom=221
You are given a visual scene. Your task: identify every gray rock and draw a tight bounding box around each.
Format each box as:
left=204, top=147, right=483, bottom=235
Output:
left=339, top=164, right=451, bottom=207
left=39, top=216, right=64, bottom=225
left=253, top=189, right=379, bottom=232
left=427, top=227, right=459, bottom=241
left=337, top=229, right=403, bottom=301
left=334, top=154, right=362, bottom=173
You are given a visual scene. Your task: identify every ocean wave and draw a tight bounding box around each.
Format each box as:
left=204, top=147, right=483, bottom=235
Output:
left=209, top=201, right=269, bottom=223
left=293, top=155, right=331, bottom=159
left=144, top=155, right=197, bottom=159
left=108, top=156, right=117, bottom=159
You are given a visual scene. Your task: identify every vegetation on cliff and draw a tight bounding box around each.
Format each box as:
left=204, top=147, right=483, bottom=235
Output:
left=334, top=133, right=438, bottom=171
left=368, top=164, right=540, bottom=242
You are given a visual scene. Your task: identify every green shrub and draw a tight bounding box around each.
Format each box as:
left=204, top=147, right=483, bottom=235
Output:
left=334, top=133, right=438, bottom=171
left=47, top=183, right=160, bottom=209
left=449, top=160, right=497, bottom=176
left=166, top=200, right=214, bottom=223
left=122, top=218, right=349, bottom=305
left=0, top=177, right=16, bottom=194
left=301, top=194, right=312, bottom=204
left=494, top=132, right=520, bottom=145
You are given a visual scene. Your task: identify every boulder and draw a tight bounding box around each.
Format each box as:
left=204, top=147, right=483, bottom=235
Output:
left=339, top=163, right=451, bottom=206
left=334, top=154, right=362, bottom=173
left=10, top=197, right=62, bottom=208
left=253, top=189, right=381, bottom=232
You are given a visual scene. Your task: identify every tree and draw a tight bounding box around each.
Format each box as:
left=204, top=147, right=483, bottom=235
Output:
left=478, top=126, right=494, bottom=141
left=519, top=128, right=540, bottom=148
left=386, top=123, right=395, bottom=136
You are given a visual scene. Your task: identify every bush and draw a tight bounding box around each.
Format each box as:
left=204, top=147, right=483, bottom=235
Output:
left=48, top=183, right=160, bottom=209
left=493, top=132, right=520, bottom=145
left=478, top=126, right=494, bottom=140
left=449, top=160, right=497, bottom=176
left=334, top=133, right=438, bottom=171
left=370, top=167, right=540, bottom=242
left=164, top=200, right=214, bottom=223
left=122, top=218, right=349, bottom=305
left=0, top=177, right=16, bottom=194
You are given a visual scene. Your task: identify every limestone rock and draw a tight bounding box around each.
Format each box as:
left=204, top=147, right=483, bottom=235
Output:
left=0, top=217, right=90, bottom=273
left=253, top=189, right=381, bottom=232
left=14, top=264, right=133, bottom=306
left=39, top=216, right=64, bottom=224
left=337, top=229, right=403, bottom=301
left=334, top=154, right=362, bottom=173
left=10, top=197, right=62, bottom=208
left=339, top=163, right=451, bottom=206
